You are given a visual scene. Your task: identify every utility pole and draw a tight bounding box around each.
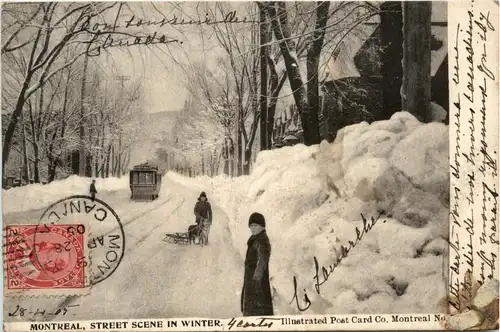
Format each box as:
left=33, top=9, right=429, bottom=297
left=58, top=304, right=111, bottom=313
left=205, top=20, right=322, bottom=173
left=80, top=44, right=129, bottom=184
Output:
left=259, top=4, right=269, bottom=151
left=115, top=75, right=130, bottom=176
left=116, top=75, right=130, bottom=88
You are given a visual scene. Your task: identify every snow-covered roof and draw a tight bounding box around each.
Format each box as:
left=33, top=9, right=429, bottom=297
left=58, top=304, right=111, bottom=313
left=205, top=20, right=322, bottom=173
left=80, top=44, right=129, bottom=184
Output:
left=325, top=26, right=447, bottom=81
left=324, top=2, right=448, bottom=81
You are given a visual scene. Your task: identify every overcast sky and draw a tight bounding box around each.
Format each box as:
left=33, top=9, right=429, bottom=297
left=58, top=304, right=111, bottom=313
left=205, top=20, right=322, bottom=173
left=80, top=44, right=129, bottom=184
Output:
left=92, top=2, right=255, bottom=113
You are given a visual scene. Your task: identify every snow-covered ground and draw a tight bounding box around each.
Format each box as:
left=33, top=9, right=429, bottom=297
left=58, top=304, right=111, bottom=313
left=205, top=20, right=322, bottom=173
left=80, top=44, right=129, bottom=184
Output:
left=3, top=112, right=449, bottom=320
left=177, top=111, right=449, bottom=315
left=2, top=175, right=129, bottom=214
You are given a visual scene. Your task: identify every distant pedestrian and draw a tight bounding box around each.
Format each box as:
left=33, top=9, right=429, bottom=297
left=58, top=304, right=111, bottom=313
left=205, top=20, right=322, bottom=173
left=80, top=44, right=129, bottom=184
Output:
left=241, top=212, right=273, bottom=316
left=89, top=180, right=97, bottom=202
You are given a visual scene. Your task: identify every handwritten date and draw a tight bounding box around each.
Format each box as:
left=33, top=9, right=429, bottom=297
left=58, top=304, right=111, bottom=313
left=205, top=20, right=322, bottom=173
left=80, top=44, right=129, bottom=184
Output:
left=8, top=304, right=80, bottom=318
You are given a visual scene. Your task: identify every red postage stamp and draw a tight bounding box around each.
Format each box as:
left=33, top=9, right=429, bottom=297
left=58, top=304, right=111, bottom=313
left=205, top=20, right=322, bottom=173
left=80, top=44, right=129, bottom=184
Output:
left=4, top=224, right=89, bottom=296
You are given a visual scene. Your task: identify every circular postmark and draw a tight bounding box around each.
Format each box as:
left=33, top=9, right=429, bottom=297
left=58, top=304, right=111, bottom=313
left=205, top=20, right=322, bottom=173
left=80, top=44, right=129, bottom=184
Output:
left=34, top=195, right=125, bottom=287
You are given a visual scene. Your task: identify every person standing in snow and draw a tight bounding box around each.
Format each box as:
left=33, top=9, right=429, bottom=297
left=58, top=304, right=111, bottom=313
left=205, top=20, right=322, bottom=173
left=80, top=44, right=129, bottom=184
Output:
left=193, top=191, right=213, bottom=243
left=241, top=212, right=274, bottom=316
left=89, top=180, right=97, bottom=202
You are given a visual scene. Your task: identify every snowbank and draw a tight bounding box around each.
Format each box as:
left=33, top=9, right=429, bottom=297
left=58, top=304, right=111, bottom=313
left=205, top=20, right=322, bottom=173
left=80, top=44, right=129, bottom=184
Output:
left=196, top=111, right=449, bottom=315
left=2, top=176, right=129, bottom=214
left=3, top=111, right=449, bottom=316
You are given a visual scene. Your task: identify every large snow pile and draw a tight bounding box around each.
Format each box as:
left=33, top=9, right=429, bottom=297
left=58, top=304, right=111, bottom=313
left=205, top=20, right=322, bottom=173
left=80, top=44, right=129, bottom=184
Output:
left=2, top=175, right=129, bottom=214
left=201, top=112, right=449, bottom=315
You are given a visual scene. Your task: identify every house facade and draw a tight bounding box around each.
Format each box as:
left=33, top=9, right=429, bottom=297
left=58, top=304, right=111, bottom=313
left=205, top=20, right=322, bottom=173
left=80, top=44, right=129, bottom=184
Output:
left=272, top=1, right=448, bottom=147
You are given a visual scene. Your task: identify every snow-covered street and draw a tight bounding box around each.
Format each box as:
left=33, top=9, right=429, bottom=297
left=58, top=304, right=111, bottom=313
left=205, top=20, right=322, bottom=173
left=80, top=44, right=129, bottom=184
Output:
left=4, top=112, right=449, bottom=321
left=4, top=176, right=243, bottom=321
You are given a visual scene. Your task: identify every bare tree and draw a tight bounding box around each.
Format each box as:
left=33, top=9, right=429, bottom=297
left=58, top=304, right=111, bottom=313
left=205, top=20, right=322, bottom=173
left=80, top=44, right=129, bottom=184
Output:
left=263, top=1, right=380, bottom=146
left=2, top=3, right=121, bottom=173
left=305, top=2, right=331, bottom=145
left=1, top=2, right=161, bottom=175
left=202, top=2, right=261, bottom=175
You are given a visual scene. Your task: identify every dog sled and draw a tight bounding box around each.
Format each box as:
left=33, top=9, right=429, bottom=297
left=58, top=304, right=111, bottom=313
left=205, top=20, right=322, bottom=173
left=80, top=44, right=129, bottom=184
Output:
left=163, top=220, right=211, bottom=246
left=163, top=232, right=190, bottom=244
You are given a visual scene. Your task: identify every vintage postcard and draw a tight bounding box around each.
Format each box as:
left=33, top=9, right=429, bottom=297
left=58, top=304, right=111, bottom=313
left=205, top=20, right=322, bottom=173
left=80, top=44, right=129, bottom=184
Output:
left=1, top=0, right=498, bottom=331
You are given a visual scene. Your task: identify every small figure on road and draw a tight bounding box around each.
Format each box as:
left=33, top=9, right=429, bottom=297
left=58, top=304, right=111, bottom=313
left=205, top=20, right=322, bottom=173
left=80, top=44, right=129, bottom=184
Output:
left=194, top=191, right=213, bottom=244
left=89, top=180, right=97, bottom=202
left=241, top=212, right=274, bottom=316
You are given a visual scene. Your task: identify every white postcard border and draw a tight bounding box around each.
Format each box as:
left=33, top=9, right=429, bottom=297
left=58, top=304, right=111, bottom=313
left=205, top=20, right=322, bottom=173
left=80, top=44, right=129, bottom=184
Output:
left=3, top=0, right=499, bottom=331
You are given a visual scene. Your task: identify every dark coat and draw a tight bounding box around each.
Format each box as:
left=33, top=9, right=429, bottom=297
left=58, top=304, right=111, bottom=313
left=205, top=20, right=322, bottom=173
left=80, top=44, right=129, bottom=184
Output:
left=241, top=229, right=273, bottom=316
left=194, top=200, right=212, bottom=225
left=89, top=183, right=97, bottom=194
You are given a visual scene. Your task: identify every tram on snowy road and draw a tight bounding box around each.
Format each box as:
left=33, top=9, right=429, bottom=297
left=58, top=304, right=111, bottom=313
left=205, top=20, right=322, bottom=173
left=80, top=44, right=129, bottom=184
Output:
left=129, top=163, right=162, bottom=201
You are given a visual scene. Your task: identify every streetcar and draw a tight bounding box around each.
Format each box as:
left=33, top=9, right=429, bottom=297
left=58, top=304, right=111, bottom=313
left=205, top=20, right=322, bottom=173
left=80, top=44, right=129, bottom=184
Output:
left=129, top=163, right=162, bottom=201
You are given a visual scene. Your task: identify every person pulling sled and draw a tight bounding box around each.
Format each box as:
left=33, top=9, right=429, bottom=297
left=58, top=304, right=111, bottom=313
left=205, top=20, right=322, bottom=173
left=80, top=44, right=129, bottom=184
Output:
left=194, top=191, right=213, bottom=245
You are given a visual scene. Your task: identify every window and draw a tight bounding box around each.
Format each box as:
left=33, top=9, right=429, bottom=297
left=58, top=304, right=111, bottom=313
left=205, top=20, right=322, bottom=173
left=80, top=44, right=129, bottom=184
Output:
left=144, top=172, right=153, bottom=184
left=132, top=172, right=154, bottom=184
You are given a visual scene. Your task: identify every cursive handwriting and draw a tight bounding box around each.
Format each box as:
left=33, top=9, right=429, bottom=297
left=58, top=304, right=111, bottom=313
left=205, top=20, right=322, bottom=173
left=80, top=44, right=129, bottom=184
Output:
left=451, top=95, right=462, bottom=179
left=478, top=78, right=498, bottom=178
left=480, top=182, right=499, bottom=245
left=289, top=212, right=385, bottom=311
left=124, top=11, right=257, bottom=29
left=85, top=31, right=182, bottom=57
left=8, top=304, right=80, bottom=318
left=476, top=11, right=498, bottom=178
left=448, top=2, right=499, bottom=314
left=476, top=11, right=496, bottom=81
left=227, top=317, right=280, bottom=330
left=452, top=24, right=460, bottom=85
left=79, top=9, right=256, bottom=57
left=477, top=250, right=497, bottom=285
left=463, top=11, right=475, bottom=104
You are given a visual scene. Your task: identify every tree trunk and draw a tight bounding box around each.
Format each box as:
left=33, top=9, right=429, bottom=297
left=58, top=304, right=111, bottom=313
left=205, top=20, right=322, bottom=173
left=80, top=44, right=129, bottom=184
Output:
left=111, top=143, right=116, bottom=176
left=266, top=2, right=308, bottom=142
left=20, top=113, right=30, bottom=184
left=117, top=132, right=122, bottom=175
left=47, top=162, right=57, bottom=183
left=306, top=2, right=330, bottom=145
left=3, top=75, right=31, bottom=173
left=243, top=148, right=252, bottom=175
left=86, top=153, right=92, bottom=177
left=201, top=142, right=205, bottom=175
left=402, top=2, right=432, bottom=122
left=267, top=58, right=287, bottom=148
left=32, top=147, right=40, bottom=183
left=105, top=144, right=111, bottom=177
left=79, top=55, right=89, bottom=176
left=380, top=2, right=403, bottom=119
left=100, top=128, right=106, bottom=178
left=237, top=111, right=243, bottom=176
left=121, top=148, right=130, bottom=176
left=259, top=4, right=270, bottom=151
left=1, top=19, right=42, bottom=174
left=223, top=139, right=229, bottom=175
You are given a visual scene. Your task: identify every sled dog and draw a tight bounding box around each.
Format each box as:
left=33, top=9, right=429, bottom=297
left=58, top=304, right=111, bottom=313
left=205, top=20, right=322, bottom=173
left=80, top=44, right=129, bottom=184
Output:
left=188, top=224, right=199, bottom=244
left=198, top=220, right=211, bottom=246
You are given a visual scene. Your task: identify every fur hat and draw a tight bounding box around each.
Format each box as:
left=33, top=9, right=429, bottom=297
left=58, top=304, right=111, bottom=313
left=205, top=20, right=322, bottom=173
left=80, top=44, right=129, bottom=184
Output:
left=198, top=192, right=207, bottom=199
left=249, top=212, right=266, bottom=228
